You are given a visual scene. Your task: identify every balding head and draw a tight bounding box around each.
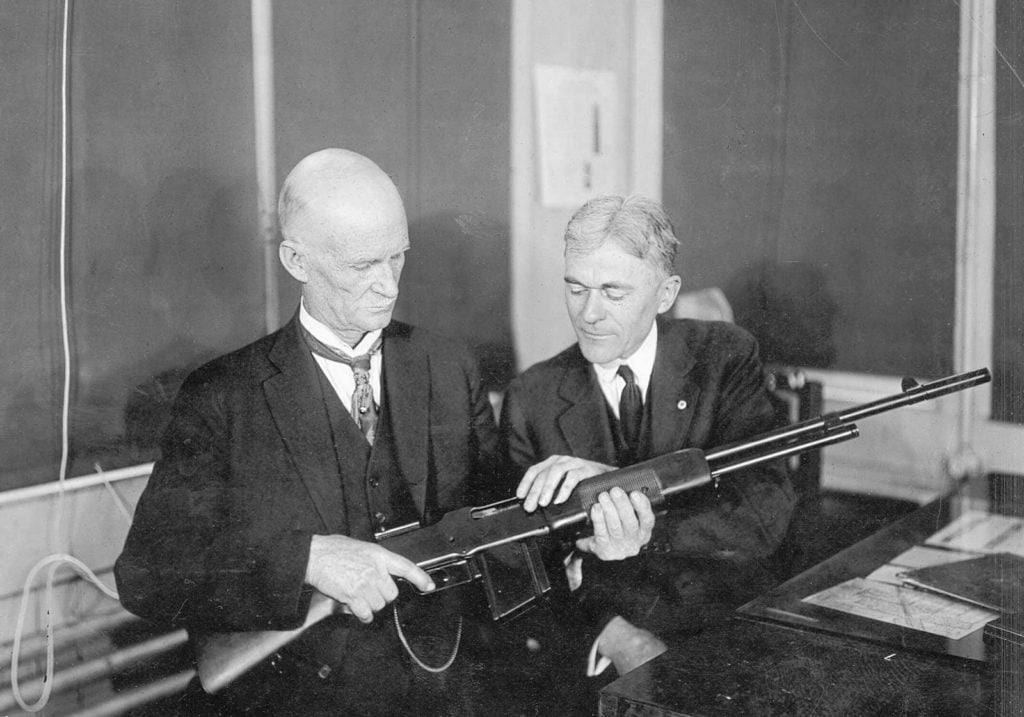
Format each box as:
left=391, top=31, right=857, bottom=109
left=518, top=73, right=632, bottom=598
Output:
left=278, top=148, right=406, bottom=247
left=277, top=149, right=410, bottom=346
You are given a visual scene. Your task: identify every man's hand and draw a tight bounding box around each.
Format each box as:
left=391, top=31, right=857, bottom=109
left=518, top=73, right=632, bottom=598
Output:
left=305, top=534, right=435, bottom=623
left=516, top=454, right=614, bottom=511
left=575, top=487, right=655, bottom=560
left=596, top=616, right=668, bottom=676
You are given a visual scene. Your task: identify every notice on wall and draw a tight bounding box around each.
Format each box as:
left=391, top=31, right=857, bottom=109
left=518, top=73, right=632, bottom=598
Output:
left=533, top=65, right=619, bottom=207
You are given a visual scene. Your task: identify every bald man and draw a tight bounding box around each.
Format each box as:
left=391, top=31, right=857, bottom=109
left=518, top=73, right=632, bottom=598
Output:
left=115, top=149, right=507, bottom=715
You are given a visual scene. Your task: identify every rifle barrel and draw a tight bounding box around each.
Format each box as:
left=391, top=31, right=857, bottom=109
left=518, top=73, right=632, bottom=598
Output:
left=706, top=368, right=990, bottom=465
left=709, top=423, right=858, bottom=479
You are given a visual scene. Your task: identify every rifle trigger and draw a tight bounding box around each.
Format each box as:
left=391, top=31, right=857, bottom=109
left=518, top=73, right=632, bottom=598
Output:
left=422, top=560, right=479, bottom=593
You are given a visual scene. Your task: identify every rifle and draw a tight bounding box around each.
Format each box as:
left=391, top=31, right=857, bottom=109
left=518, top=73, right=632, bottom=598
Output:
left=194, top=367, right=991, bottom=693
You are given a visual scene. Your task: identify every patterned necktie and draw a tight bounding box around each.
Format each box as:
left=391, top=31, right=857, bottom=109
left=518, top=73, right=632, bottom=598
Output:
left=617, top=364, right=643, bottom=460
left=303, top=329, right=383, bottom=445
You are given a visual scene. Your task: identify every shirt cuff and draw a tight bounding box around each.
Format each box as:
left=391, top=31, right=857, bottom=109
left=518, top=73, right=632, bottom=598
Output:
left=564, top=550, right=584, bottom=592
left=586, top=635, right=613, bottom=677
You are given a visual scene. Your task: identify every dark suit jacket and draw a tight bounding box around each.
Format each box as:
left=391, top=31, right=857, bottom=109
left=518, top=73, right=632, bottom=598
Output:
left=114, top=316, right=499, bottom=712
left=500, top=316, right=795, bottom=637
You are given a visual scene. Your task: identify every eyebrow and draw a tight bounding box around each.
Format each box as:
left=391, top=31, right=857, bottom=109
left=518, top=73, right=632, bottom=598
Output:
left=347, top=245, right=410, bottom=264
left=563, top=275, right=633, bottom=291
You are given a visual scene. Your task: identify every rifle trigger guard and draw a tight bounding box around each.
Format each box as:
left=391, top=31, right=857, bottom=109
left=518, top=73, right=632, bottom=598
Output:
left=422, top=560, right=479, bottom=593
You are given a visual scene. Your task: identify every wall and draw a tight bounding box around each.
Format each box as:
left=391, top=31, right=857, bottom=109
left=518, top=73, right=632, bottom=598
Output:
left=662, top=1, right=973, bottom=499
left=511, top=0, right=661, bottom=370
left=0, top=0, right=511, bottom=495
left=663, top=0, right=958, bottom=378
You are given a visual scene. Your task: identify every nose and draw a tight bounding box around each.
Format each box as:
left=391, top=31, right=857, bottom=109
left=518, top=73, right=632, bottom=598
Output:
left=372, top=263, right=400, bottom=299
left=580, top=290, right=605, bottom=323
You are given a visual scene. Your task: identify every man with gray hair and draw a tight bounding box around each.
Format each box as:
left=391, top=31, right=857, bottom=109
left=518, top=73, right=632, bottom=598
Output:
left=501, top=194, right=795, bottom=677
left=116, top=151, right=648, bottom=715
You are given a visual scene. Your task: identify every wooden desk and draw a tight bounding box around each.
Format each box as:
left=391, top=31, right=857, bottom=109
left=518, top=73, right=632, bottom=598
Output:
left=599, top=618, right=990, bottom=716
left=599, top=478, right=1024, bottom=715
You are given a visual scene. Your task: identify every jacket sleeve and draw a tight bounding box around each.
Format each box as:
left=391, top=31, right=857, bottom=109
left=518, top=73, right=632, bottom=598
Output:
left=654, top=333, right=795, bottom=562
left=114, top=369, right=314, bottom=633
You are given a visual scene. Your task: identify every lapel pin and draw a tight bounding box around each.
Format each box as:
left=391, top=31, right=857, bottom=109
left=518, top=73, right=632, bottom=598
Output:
left=676, top=400, right=688, bottom=410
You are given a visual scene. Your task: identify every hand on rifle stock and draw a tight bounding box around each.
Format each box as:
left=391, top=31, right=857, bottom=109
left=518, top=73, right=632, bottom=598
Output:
left=517, top=454, right=656, bottom=559
left=517, top=455, right=614, bottom=511
left=305, top=534, right=435, bottom=623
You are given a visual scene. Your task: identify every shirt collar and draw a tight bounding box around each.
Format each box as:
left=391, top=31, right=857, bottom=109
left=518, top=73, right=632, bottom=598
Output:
left=591, top=320, right=659, bottom=395
left=299, top=299, right=383, bottom=357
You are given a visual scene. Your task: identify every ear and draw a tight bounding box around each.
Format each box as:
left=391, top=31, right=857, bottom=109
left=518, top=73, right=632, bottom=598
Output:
left=278, top=240, right=309, bottom=283
left=656, top=274, right=682, bottom=314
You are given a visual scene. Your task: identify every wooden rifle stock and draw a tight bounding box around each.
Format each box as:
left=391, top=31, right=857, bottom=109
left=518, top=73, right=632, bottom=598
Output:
left=193, top=367, right=991, bottom=693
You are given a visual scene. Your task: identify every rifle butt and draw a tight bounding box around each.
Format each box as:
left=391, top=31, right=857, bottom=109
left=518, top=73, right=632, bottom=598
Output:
left=193, top=591, right=337, bottom=694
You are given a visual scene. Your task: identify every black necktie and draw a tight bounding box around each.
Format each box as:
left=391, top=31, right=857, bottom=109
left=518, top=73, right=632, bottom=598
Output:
left=303, top=329, right=383, bottom=445
left=617, top=364, right=643, bottom=459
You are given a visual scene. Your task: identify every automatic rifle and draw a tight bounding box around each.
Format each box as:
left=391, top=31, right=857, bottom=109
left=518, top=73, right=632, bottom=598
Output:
left=195, top=367, right=991, bottom=693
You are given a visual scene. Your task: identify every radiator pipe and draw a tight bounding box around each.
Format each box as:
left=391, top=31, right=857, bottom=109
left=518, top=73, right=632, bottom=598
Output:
left=0, top=610, right=139, bottom=670
left=67, top=669, right=196, bottom=717
left=0, top=629, right=188, bottom=712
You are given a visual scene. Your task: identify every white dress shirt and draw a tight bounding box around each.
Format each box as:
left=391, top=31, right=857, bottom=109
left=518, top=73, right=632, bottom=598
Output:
left=591, top=321, right=659, bottom=415
left=299, top=300, right=383, bottom=412
left=581, top=320, right=659, bottom=676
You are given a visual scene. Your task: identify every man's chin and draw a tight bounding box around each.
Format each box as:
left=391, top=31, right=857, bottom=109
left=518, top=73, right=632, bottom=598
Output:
left=577, top=339, right=621, bottom=366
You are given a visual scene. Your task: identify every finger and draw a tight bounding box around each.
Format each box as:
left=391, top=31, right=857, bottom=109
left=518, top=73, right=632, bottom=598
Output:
left=538, top=466, right=570, bottom=508
left=381, top=577, right=400, bottom=603
left=590, top=502, right=608, bottom=541
left=598, top=491, right=625, bottom=539
left=554, top=470, right=586, bottom=504
left=365, top=586, right=388, bottom=613
left=521, top=456, right=562, bottom=510
left=608, top=488, right=640, bottom=536
left=516, top=462, right=542, bottom=499
left=575, top=535, right=597, bottom=553
left=348, top=597, right=374, bottom=624
left=518, top=454, right=566, bottom=498
left=631, top=492, right=656, bottom=540
left=386, top=553, right=435, bottom=593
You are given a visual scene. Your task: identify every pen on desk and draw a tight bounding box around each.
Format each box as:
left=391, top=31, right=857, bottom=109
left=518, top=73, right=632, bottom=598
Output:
left=763, top=606, right=821, bottom=623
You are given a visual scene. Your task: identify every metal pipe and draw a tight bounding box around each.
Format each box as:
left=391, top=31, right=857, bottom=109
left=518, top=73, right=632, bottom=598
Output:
left=0, top=610, right=139, bottom=670
left=0, top=629, right=188, bottom=712
left=251, top=0, right=278, bottom=333
left=67, top=669, right=196, bottom=717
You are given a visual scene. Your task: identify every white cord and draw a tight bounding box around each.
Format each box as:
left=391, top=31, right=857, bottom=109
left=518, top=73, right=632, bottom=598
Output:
left=6, top=2, right=125, bottom=711
left=392, top=604, right=462, bottom=674
left=97, top=463, right=135, bottom=527
left=52, top=0, right=73, bottom=554
left=10, top=555, right=119, bottom=712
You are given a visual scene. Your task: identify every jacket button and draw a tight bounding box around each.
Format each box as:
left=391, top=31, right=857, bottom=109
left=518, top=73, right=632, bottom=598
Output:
left=317, top=664, right=332, bottom=679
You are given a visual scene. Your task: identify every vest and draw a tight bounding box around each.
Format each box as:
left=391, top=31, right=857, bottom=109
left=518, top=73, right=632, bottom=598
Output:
left=315, top=367, right=419, bottom=539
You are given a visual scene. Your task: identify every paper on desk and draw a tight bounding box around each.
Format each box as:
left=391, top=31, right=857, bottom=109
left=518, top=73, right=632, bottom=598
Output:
left=867, top=545, right=983, bottom=585
left=802, top=578, right=999, bottom=639
left=925, top=510, right=1024, bottom=557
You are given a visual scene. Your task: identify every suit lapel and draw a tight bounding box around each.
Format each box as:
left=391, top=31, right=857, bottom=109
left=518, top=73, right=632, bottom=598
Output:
left=556, top=351, right=618, bottom=465
left=381, top=324, right=430, bottom=517
left=649, top=317, right=701, bottom=456
left=264, top=317, right=345, bottom=531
